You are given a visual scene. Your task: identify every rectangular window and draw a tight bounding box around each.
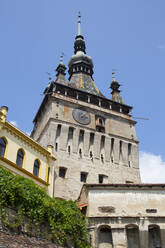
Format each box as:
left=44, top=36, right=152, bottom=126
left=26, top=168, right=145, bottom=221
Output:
left=99, top=175, right=104, bottom=184
left=80, top=172, right=88, bottom=183
left=47, top=167, right=50, bottom=183
left=59, top=167, right=67, bottom=178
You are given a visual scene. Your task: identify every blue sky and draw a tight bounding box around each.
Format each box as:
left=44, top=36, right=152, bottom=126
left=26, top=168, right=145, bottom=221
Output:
left=1, top=1, right=165, bottom=181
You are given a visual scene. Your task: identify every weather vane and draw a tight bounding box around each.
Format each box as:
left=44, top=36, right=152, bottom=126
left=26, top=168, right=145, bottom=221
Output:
left=78, top=11, right=81, bottom=23
left=78, top=12, right=81, bottom=36
left=60, top=52, right=64, bottom=63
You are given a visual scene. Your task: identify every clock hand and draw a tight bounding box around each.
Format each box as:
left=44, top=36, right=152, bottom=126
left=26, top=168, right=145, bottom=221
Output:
left=80, top=113, right=88, bottom=119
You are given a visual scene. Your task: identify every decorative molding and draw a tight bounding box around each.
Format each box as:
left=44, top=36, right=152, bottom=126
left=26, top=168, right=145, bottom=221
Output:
left=2, top=121, right=55, bottom=161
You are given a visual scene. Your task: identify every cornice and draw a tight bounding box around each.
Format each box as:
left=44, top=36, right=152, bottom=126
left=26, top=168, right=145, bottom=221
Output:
left=2, top=121, right=56, bottom=161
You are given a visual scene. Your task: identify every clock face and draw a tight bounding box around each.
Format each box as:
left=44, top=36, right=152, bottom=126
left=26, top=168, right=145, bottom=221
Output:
left=72, top=109, right=91, bottom=125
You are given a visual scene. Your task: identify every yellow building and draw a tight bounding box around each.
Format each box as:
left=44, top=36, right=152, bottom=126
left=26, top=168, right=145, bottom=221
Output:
left=0, top=106, right=56, bottom=197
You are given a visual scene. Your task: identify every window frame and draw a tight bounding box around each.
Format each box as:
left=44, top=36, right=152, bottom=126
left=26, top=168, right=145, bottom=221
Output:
left=80, top=172, right=88, bottom=183
left=16, top=148, right=25, bottom=168
left=33, top=159, right=41, bottom=177
left=59, top=167, right=67, bottom=178
left=0, top=137, right=7, bottom=158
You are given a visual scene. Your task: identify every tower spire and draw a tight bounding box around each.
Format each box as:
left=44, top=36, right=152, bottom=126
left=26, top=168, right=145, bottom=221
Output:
left=78, top=11, right=81, bottom=36
left=68, top=13, right=95, bottom=85
left=74, top=12, right=86, bottom=54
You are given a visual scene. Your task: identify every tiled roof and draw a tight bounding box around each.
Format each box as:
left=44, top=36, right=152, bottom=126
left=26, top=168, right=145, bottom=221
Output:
left=55, top=73, right=67, bottom=85
left=69, top=73, right=104, bottom=97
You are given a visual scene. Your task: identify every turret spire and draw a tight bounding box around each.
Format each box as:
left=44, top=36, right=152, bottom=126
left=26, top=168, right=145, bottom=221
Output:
left=55, top=54, right=67, bottom=85
left=110, top=72, right=124, bottom=104
left=56, top=53, right=66, bottom=76
left=78, top=12, right=81, bottom=36
left=73, top=12, right=86, bottom=54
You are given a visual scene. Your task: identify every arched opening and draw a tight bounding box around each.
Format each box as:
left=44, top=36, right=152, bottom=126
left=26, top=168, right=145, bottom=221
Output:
left=98, top=225, right=113, bottom=248
left=0, top=137, right=7, bottom=157
left=16, top=149, right=25, bottom=168
left=148, top=225, right=162, bottom=248
left=126, top=225, right=140, bottom=248
left=33, top=159, right=40, bottom=177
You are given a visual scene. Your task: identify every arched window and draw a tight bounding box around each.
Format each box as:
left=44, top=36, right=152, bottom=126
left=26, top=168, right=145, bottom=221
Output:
left=126, top=225, right=140, bottom=248
left=33, top=159, right=40, bottom=177
left=16, top=149, right=24, bottom=168
left=148, top=225, right=162, bottom=248
left=0, top=137, right=7, bottom=157
left=98, top=225, right=113, bottom=248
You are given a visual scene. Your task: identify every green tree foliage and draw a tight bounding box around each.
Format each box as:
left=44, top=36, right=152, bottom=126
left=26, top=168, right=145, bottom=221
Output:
left=0, top=166, right=91, bottom=248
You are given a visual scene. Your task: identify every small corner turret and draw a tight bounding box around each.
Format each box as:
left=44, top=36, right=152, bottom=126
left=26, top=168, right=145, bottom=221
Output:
left=55, top=54, right=67, bottom=85
left=110, top=72, right=124, bottom=104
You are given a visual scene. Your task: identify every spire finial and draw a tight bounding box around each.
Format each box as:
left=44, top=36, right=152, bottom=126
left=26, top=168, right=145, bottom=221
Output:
left=78, top=11, right=81, bottom=36
left=56, top=53, right=66, bottom=77
left=112, top=70, right=116, bottom=81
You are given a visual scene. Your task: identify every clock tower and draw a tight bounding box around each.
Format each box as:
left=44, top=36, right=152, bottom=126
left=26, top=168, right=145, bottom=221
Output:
left=31, top=14, right=141, bottom=200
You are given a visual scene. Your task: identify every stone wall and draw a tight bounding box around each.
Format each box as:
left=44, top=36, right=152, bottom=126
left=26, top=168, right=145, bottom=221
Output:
left=79, top=185, right=165, bottom=248
left=0, top=230, right=63, bottom=248
left=32, top=95, right=140, bottom=200
left=0, top=207, right=64, bottom=248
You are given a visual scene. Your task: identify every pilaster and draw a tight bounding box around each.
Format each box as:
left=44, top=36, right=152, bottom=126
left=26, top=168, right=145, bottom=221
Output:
left=113, top=138, right=119, bottom=164
left=139, top=218, right=148, bottom=248
left=72, top=128, right=80, bottom=154
left=59, top=124, right=69, bottom=151
left=122, top=142, right=128, bottom=165
left=105, top=137, right=110, bottom=162
left=84, top=131, right=90, bottom=156
left=93, top=133, right=101, bottom=159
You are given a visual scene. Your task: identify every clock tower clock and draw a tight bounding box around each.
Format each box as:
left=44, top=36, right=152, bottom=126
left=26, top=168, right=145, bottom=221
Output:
left=72, top=109, right=91, bottom=125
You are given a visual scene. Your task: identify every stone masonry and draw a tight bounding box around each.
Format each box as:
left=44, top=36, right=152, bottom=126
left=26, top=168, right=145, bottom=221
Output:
left=31, top=92, right=141, bottom=200
left=31, top=14, right=141, bottom=200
